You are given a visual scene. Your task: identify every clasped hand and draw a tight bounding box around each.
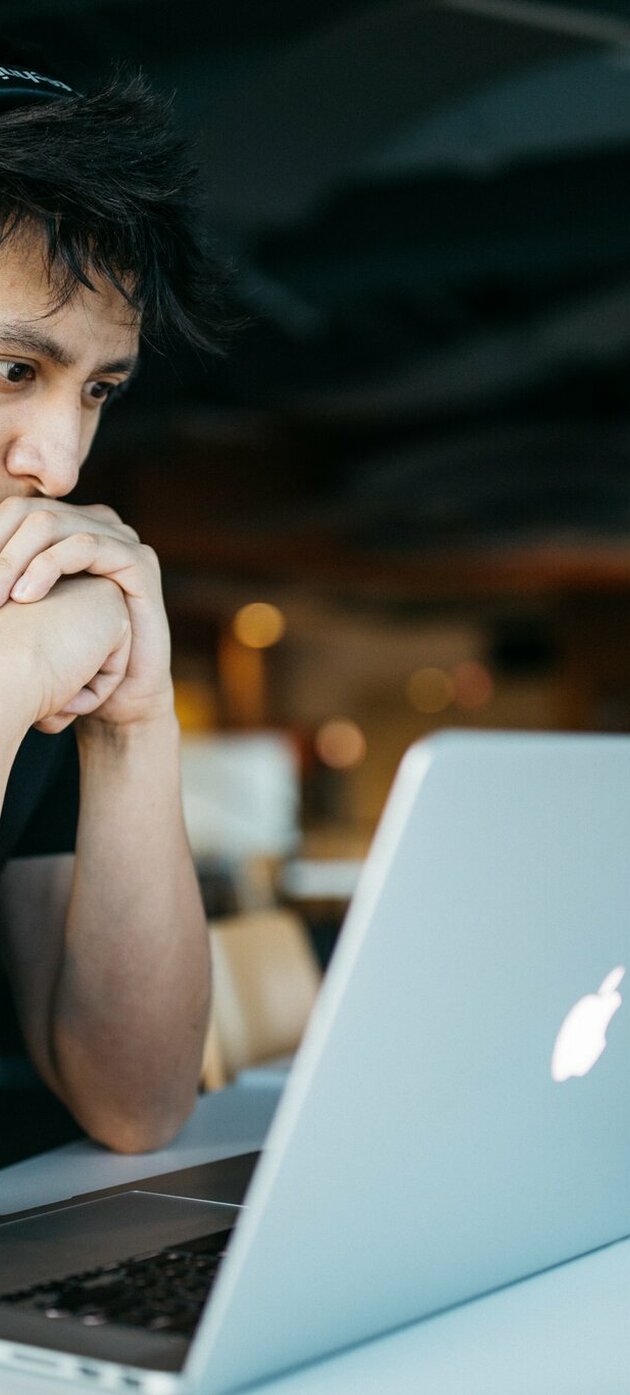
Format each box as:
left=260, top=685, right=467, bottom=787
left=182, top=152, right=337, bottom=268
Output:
left=0, top=497, right=172, bottom=734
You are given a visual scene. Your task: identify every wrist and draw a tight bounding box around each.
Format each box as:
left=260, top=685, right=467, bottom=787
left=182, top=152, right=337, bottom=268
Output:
left=0, top=645, right=41, bottom=747
left=74, top=702, right=185, bottom=828
left=76, top=678, right=177, bottom=738
left=75, top=699, right=180, bottom=761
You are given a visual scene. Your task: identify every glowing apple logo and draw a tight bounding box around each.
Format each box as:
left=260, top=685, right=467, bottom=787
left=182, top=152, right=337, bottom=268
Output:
left=551, top=967, right=625, bottom=1083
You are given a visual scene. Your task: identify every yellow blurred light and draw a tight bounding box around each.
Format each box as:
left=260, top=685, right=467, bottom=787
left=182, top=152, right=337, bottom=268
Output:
left=406, top=667, right=454, bottom=715
left=316, top=718, right=367, bottom=770
left=173, top=678, right=217, bottom=733
left=233, top=602, right=286, bottom=649
left=452, top=660, right=493, bottom=710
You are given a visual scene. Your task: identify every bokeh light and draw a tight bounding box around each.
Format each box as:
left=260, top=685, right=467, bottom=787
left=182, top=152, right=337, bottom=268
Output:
left=452, top=660, right=494, bottom=710
left=406, top=667, right=455, bottom=715
left=316, top=718, right=367, bottom=769
left=233, top=602, right=286, bottom=649
left=173, top=678, right=217, bottom=732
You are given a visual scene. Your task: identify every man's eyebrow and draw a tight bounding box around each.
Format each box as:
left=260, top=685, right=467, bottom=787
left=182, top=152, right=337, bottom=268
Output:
left=0, top=324, right=139, bottom=376
left=0, top=324, right=74, bottom=368
left=94, top=355, right=139, bottom=378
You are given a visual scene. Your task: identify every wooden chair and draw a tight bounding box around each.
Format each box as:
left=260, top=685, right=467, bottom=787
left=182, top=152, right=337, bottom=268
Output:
left=200, top=908, right=322, bottom=1090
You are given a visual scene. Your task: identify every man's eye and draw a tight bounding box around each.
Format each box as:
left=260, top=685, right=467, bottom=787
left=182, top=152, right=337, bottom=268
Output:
left=0, top=361, right=34, bottom=384
left=85, top=381, right=116, bottom=402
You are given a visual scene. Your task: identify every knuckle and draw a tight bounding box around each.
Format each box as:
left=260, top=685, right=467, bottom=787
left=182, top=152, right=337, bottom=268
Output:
left=24, top=552, right=51, bottom=579
left=140, top=542, right=160, bottom=569
left=105, top=573, right=125, bottom=601
left=0, top=496, right=23, bottom=521
left=88, top=503, right=121, bottom=524
left=27, top=508, right=58, bottom=539
left=85, top=503, right=139, bottom=542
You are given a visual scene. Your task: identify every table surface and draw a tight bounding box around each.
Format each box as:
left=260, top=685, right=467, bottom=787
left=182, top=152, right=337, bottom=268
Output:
left=2, top=1083, right=630, bottom=1393
left=0, top=1083, right=281, bottom=1217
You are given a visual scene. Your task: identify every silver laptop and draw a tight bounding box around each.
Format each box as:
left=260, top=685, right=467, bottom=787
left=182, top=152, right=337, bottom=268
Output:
left=1, top=729, right=630, bottom=1394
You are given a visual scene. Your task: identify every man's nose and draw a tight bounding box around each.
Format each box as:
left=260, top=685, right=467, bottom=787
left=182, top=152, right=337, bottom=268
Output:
left=4, top=404, right=83, bottom=497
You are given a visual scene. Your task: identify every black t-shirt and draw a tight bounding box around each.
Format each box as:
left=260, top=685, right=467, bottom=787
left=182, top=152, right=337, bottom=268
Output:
left=0, top=726, right=79, bottom=1055
left=0, top=727, right=82, bottom=1165
left=0, top=726, right=79, bottom=871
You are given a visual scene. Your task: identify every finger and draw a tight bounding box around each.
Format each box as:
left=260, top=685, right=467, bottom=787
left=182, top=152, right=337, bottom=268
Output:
left=0, top=496, right=34, bottom=552
left=46, top=628, right=131, bottom=718
left=0, top=508, right=60, bottom=603
left=9, top=532, right=152, bottom=604
left=60, top=653, right=130, bottom=713
left=0, top=507, right=139, bottom=603
left=81, top=503, right=140, bottom=541
left=34, top=714, right=78, bottom=735
left=80, top=503, right=123, bottom=525
left=0, top=495, right=134, bottom=539
left=57, top=679, right=117, bottom=715
left=0, top=498, right=84, bottom=551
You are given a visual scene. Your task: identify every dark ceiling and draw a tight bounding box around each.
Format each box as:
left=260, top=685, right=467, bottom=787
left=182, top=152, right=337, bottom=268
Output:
left=4, top=0, right=630, bottom=550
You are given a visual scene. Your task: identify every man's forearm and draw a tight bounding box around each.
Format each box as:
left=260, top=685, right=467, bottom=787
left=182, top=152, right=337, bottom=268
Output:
left=51, top=707, right=210, bottom=1153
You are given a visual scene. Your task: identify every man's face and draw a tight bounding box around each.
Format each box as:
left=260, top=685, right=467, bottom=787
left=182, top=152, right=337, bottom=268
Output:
left=0, top=226, right=140, bottom=502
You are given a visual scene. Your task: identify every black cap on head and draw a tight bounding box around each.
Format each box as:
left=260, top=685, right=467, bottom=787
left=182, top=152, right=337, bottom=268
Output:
left=0, top=63, right=78, bottom=112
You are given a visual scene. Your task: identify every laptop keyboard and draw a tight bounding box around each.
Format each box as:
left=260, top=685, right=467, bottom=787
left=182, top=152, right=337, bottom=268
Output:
left=0, top=1228, right=233, bottom=1337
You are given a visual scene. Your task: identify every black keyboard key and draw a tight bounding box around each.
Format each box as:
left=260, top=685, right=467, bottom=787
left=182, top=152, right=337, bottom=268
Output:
left=0, top=1228, right=234, bottom=1336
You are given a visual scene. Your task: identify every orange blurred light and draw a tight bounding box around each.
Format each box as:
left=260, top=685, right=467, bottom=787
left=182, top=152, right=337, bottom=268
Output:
left=173, top=678, right=217, bottom=733
left=316, top=718, right=366, bottom=770
left=406, top=667, right=454, bottom=715
left=233, top=602, right=286, bottom=649
left=452, top=660, right=494, bottom=710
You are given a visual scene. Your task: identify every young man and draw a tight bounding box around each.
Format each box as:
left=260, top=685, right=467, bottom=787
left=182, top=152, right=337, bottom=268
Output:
left=0, top=59, right=228, bottom=1161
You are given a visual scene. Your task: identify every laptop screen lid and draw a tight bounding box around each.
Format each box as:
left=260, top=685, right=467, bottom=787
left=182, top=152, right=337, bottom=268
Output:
left=188, top=730, right=630, bottom=1395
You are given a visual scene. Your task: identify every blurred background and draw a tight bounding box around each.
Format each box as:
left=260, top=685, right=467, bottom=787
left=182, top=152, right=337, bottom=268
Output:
left=7, top=0, right=630, bottom=966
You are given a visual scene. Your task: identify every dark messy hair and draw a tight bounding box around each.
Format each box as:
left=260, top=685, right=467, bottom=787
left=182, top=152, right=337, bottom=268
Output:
left=0, top=64, right=234, bottom=352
